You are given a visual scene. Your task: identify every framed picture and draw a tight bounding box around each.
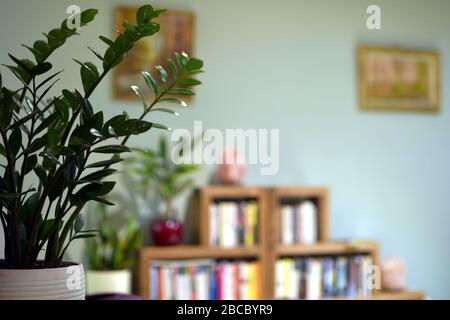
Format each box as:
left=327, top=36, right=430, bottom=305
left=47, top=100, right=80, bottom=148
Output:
left=358, top=46, right=440, bottom=112
left=113, top=7, right=194, bottom=101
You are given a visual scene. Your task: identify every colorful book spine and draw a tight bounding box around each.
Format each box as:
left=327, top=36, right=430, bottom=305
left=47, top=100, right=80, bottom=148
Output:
left=279, top=201, right=318, bottom=245
left=274, top=255, right=373, bottom=299
left=210, top=201, right=259, bottom=247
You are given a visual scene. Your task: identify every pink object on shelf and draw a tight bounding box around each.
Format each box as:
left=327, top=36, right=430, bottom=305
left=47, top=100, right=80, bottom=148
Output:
left=216, top=148, right=246, bottom=185
left=380, top=257, right=406, bottom=291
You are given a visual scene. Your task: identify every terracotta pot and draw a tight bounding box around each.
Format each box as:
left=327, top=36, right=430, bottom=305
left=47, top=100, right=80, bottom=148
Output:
left=151, top=219, right=183, bottom=246
left=0, top=261, right=85, bottom=300
left=86, top=269, right=131, bottom=295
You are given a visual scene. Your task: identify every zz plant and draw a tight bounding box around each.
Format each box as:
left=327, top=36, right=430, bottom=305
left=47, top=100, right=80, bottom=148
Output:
left=0, top=4, right=203, bottom=268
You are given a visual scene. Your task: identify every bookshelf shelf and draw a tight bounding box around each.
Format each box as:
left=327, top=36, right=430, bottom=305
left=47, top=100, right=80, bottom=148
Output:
left=139, top=245, right=261, bottom=260
left=330, top=290, right=424, bottom=300
left=136, top=186, right=424, bottom=300
left=276, top=241, right=379, bottom=259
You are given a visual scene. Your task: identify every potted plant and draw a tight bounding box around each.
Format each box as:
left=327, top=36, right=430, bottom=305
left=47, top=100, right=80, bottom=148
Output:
left=85, top=203, right=141, bottom=295
left=126, top=136, right=199, bottom=246
left=0, top=4, right=203, bottom=299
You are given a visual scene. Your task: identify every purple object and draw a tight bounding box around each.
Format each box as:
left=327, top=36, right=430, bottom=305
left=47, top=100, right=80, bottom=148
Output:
left=86, top=293, right=144, bottom=300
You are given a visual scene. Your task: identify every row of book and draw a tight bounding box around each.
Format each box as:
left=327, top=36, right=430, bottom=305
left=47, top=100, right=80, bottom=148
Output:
left=209, top=201, right=258, bottom=247
left=280, top=201, right=318, bottom=244
left=150, top=259, right=261, bottom=300
left=275, top=255, right=373, bottom=299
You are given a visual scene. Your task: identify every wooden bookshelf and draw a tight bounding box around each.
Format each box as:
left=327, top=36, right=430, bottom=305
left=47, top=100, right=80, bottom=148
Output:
left=330, top=290, right=424, bottom=300
left=136, top=186, right=424, bottom=300
left=137, top=245, right=261, bottom=298
left=276, top=241, right=379, bottom=259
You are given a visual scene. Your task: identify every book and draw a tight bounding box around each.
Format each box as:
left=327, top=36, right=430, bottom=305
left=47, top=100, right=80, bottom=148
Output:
left=209, top=203, right=219, bottom=246
left=299, top=201, right=318, bottom=244
left=306, top=258, right=322, bottom=300
left=210, top=200, right=258, bottom=247
left=335, top=256, right=348, bottom=296
left=279, top=201, right=318, bottom=245
left=322, top=257, right=335, bottom=297
left=274, top=255, right=372, bottom=300
left=281, top=205, right=294, bottom=244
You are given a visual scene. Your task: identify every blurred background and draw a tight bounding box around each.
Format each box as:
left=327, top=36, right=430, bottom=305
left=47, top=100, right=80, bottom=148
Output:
left=0, top=0, right=449, bottom=299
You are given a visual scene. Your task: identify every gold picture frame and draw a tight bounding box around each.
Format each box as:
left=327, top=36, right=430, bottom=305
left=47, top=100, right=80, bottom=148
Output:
left=113, top=7, right=194, bottom=101
left=358, top=46, right=440, bottom=112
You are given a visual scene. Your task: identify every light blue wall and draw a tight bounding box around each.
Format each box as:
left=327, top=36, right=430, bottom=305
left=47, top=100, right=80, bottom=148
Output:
left=0, top=0, right=449, bottom=298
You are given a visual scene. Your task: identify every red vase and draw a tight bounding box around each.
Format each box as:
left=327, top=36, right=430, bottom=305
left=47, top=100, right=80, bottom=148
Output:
left=151, top=219, right=183, bottom=246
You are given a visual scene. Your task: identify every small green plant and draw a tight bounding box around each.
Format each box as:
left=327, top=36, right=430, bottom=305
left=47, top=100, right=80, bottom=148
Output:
left=126, top=136, right=199, bottom=219
left=85, top=203, right=141, bottom=270
left=0, top=4, right=204, bottom=268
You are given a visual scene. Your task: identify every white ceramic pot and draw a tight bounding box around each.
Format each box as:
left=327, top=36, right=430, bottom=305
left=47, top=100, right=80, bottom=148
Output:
left=0, top=262, right=85, bottom=300
left=86, top=269, right=131, bottom=295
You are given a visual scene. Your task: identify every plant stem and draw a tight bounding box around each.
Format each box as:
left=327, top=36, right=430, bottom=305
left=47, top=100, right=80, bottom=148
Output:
left=0, top=129, right=19, bottom=264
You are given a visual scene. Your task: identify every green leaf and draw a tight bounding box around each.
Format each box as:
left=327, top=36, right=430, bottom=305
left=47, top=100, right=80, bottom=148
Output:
left=32, top=40, right=51, bottom=63
left=36, top=70, right=63, bottom=91
left=40, top=151, right=61, bottom=166
left=46, top=28, right=67, bottom=49
left=8, top=54, right=33, bottom=75
left=152, top=123, right=171, bottom=131
left=39, top=218, right=57, bottom=240
left=91, top=197, right=115, bottom=206
left=102, top=46, right=120, bottom=70
left=159, top=98, right=187, bottom=107
left=75, top=182, right=116, bottom=203
left=112, top=119, right=153, bottom=136
left=34, top=112, right=59, bottom=135
left=92, top=145, right=130, bottom=154
left=9, top=128, right=22, bottom=157
left=130, top=85, right=146, bottom=110
left=34, top=165, right=48, bottom=185
left=149, top=108, right=179, bottom=116
left=88, top=47, right=103, bottom=61
left=136, top=5, right=159, bottom=25
left=28, top=135, right=48, bottom=153
left=85, top=158, right=123, bottom=169
left=80, top=169, right=117, bottom=182
left=0, top=88, right=14, bottom=129
left=159, top=136, right=167, bottom=160
left=25, top=154, right=38, bottom=174
left=168, top=88, right=195, bottom=96
left=74, top=215, right=84, bottom=233
left=99, top=35, right=114, bottom=46
left=141, top=71, right=158, bottom=97
left=31, top=62, right=52, bottom=76
left=186, top=58, right=204, bottom=71
left=167, top=58, right=178, bottom=77
left=175, top=51, right=189, bottom=68
left=62, top=89, right=81, bottom=110
left=75, top=60, right=100, bottom=94
left=80, top=98, right=95, bottom=125
left=73, top=233, right=97, bottom=240
left=80, top=8, right=98, bottom=25
left=48, top=145, right=75, bottom=157
left=48, top=173, right=66, bottom=202
left=54, top=98, right=69, bottom=124
left=177, top=78, right=202, bottom=86
left=22, top=44, right=44, bottom=64
left=155, top=65, right=168, bottom=83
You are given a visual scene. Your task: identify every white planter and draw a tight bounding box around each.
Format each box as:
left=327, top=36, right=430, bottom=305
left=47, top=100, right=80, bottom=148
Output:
left=0, top=262, right=85, bottom=300
left=86, top=269, right=131, bottom=295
